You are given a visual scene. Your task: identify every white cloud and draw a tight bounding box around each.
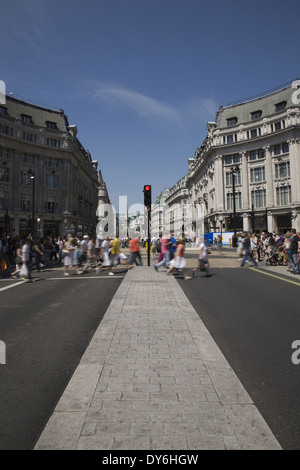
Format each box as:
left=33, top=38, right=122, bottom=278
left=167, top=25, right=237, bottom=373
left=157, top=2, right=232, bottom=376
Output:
left=93, top=84, right=182, bottom=124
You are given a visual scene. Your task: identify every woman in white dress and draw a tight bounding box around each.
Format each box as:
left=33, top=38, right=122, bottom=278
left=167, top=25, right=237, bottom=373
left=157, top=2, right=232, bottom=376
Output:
left=63, top=236, right=82, bottom=276
left=166, top=239, right=191, bottom=280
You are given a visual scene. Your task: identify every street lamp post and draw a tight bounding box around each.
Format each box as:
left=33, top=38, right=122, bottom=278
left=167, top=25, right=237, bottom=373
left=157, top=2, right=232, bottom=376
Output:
left=28, top=170, right=35, bottom=239
left=219, top=215, right=224, bottom=243
left=231, top=165, right=239, bottom=247
left=250, top=204, right=255, bottom=233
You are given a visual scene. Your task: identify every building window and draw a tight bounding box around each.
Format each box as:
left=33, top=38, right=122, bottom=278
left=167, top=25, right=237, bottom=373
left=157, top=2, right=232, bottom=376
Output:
left=224, top=154, right=241, bottom=165
left=274, top=142, right=289, bottom=155
left=20, top=196, right=31, bottom=211
left=251, top=189, right=266, bottom=208
left=227, top=117, right=238, bottom=127
left=44, top=201, right=58, bottom=213
left=0, top=106, right=8, bottom=115
left=0, top=148, right=11, bottom=159
left=45, top=158, right=59, bottom=168
left=20, top=153, right=35, bottom=164
left=0, top=124, right=13, bottom=136
left=0, top=191, right=9, bottom=210
left=46, top=138, right=61, bottom=147
left=21, top=114, right=33, bottom=124
left=251, top=129, right=258, bottom=138
left=227, top=134, right=234, bottom=143
left=249, top=148, right=266, bottom=161
left=275, top=101, right=287, bottom=112
left=46, top=121, right=58, bottom=130
left=276, top=186, right=291, bottom=205
left=274, top=144, right=281, bottom=155
left=250, top=167, right=265, bottom=183
left=23, top=132, right=37, bottom=143
left=226, top=192, right=242, bottom=210
left=275, top=121, right=282, bottom=131
left=282, top=142, right=289, bottom=153
left=20, top=171, right=31, bottom=185
left=226, top=169, right=241, bottom=186
left=45, top=174, right=59, bottom=189
left=0, top=167, right=9, bottom=182
left=275, top=162, right=290, bottom=179
left=251, top=110, right=262, bottom=121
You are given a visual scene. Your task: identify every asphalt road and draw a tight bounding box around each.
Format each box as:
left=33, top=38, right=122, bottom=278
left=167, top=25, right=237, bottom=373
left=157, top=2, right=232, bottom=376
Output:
left=0, top=267, right=125, bottom=450
left=177, top=264, right=300, bottom=450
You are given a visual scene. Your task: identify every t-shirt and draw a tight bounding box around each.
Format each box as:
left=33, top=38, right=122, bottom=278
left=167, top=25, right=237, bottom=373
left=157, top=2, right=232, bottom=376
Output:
left=101, top=240, right=110, bottom=253
left=111, top=238, right=120, bottom=255
left=199, top=243, right=207, bottom=259
left=243, top=237, right=251, bottom=249
left=161, top=237, right=170, bottom=254
left=22, top=244, right=30, bottom=262
left=87, top=240, right=95, bottom=258
left=80, top=240, right=88, bottom=252
left=170, top=238, right=177, bottom=253
left=129, top=238, right=139, bottom=252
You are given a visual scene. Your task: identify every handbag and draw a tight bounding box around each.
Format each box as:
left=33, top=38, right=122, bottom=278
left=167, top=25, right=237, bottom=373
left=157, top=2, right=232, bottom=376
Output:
left=20, top=263, right=29, bottom=278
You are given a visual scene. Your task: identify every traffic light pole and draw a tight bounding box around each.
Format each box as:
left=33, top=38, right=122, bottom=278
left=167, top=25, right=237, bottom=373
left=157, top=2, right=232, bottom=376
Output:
left=147, top=210, right=150, bottom=267
left=143, top=185, right=152, bottom=267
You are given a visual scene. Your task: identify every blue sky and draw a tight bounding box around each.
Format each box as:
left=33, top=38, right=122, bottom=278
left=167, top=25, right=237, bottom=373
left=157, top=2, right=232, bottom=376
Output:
left=1, top=0, right=300, bottom=211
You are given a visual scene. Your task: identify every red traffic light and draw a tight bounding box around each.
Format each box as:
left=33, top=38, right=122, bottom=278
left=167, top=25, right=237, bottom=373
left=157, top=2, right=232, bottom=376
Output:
left=144, top=185, right=150, bottom=192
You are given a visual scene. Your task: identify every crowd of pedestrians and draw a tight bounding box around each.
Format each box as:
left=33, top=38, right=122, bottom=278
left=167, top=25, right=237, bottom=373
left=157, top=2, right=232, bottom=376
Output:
left=1, top=228, right=299, bottom=282
left=236, top=230, right=300, bottom=274
left=0, top=233, right=145, bottom=281
left=152, top=233, right=210, bottom=279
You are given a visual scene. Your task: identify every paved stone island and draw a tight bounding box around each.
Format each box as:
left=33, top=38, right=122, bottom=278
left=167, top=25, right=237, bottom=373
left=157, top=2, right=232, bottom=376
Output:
left=35, top=266, right=281, bottom=450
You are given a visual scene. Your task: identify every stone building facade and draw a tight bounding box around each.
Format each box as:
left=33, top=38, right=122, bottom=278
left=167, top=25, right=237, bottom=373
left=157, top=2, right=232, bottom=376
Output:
left=0, top=94, right=103, bottom=238
left=183, top=80, right=300, bottom=238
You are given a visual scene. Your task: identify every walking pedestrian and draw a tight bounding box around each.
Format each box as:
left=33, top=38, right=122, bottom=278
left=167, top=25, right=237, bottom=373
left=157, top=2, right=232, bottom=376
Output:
left=192, top=236, right=211, bottom=277
left=154, top=234, right=170, bottom=272
left=97, top=236, right=114, bottom=275
left=240, top=233, right=258, bottom=268
left=56, top=236, right=63, bottom=264
left=169, top=234, right=177, bottom=261
left=11, top=240, right=22, bottom=279
left=129, top=237, right=142, bottom=266
left=31, top=237, right=44, bottom=272
left=79, top=235, right=89, bottom=267
left=290, top=229, right=300, bottom=274
left=82, top=236, right=96, bottom=272
left=216, top=234, right=223, bottom=255
left=111, top=235, right=132, bottom=269
left=21, top=238, right=33, bottom=281
left=166, top=239, right=191, bottom=280
left=63, top=236, right=83, bottom=276
left=284, top=231, right=292, bottom=271
left=151, top=234, right=158, bottom=260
